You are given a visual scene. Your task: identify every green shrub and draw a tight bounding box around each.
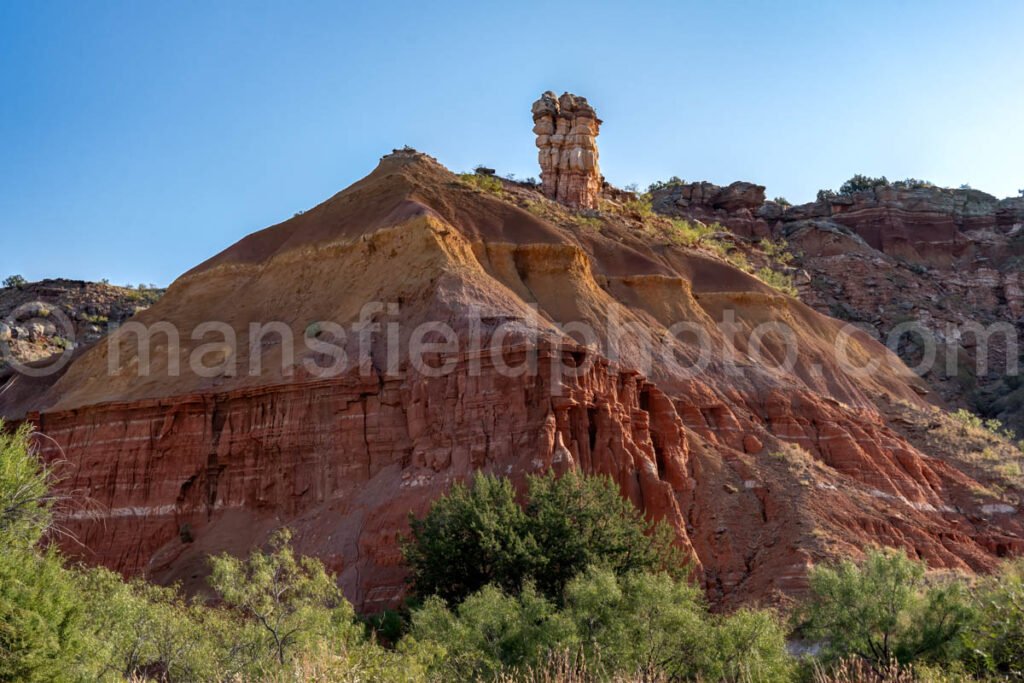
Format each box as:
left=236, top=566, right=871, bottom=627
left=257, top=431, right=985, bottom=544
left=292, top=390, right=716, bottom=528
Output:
left=0, top=548, right=88, bottom=683
left=407, top=568, right=793, bottom=682
left=406, top=583, right=571, bottom=680
left=760, top=237, right=794, bottom=265
left=563, top=567, right=709, bottom=679
left=622, top=195, right=653, bottom=217
left=796, top=549, right=976, bottom=669
left=669, top=218, right=716, bottom=247
left=839, top=174, right=890, bottom=195
left=76, top=568, right=225, bottom=681
left=647, top=176, right=684, bottom=193
left=525, top=472, right=686, bottom=601
left=0, top=422, right=53, bottom=548
left=403, top=474, right=536, bottom=605
left=951, top=408, right=1017, bottom=441
left=458, top=172, right=504, bottom=195
left=755, top=267, right=798, bottom=297
left=567, top=568, right=791, bottom=681
left=572, top=215, right=602, bottom=230
left=964, top=559, right=1024, bottom=678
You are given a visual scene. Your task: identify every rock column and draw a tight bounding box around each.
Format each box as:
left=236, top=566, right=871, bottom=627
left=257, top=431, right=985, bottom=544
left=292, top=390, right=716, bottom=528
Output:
left=532, top=91, right=602, bottom=209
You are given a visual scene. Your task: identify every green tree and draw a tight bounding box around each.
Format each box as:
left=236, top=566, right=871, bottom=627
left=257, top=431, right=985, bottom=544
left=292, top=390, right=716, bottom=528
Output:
left=403, top=474, right=537, bottom=604
left=1, top=275, right=26, bottom=289
left=0, top=423, right=92, bottom=682
left=524, top=471, right=685, bottom=601
left=403, top=472, right=685, bottom=605
left=796, top=549, right=975, bottom=670
left=208, top=528, right=358, bottom=671
left=712, top=607, right=793, bottom=683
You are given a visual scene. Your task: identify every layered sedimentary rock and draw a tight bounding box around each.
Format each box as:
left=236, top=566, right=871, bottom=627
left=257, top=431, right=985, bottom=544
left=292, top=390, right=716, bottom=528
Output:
left=784, top=186, right=1024, bottom=268
left=4, top=151, right=1023, bottom=611
left=652, top=180, right=1024, bottom=435
left=651, top=180, right=771, bottom=237
left=532, top=91, right=602, bottom=209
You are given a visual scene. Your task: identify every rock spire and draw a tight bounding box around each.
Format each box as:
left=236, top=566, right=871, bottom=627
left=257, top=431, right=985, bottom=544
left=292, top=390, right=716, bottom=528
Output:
left=531, top=91, right=602, bottom=209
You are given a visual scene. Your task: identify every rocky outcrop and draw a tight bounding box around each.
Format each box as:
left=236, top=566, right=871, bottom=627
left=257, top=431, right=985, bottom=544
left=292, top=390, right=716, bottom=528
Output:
left=0, top=279, right=163, bottom=376
left=650, top=179, right=1024, bottom=435
left=532, top=92, right=602, bottom=209
left=650, top=180, right=771, bottom=237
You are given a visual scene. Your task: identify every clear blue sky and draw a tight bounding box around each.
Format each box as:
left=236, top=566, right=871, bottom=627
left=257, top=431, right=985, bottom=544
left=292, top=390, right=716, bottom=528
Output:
left=2, top=1, right=1022, bottom=286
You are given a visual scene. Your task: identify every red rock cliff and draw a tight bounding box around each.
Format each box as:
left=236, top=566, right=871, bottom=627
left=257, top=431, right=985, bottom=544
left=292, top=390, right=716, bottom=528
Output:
left=5, top=152, right=1022, bottom=610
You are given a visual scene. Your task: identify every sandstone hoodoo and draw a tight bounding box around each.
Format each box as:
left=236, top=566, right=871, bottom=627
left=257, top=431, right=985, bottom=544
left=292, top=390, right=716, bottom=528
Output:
left=5, top=146, right=1023, bottom=613
left=532, top=91, right=602, bottom=209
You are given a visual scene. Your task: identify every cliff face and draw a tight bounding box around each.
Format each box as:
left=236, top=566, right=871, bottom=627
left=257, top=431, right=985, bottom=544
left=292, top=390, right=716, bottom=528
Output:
left=654, top=181, right=1024, bottom=436
left=5, top=153, right=1023, bottom=610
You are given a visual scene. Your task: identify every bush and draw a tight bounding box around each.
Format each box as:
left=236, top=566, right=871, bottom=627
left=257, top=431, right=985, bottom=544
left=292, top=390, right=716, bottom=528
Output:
left=839, top=174, right=889, bottom=195
left=755, top=267, right=798, bottom=297
left=647, top=176, right=684, bottom=193
left=892, top=178, right=933, bottom=190
left=406, top=583, right=571, bottom=680
left=402, top=472, right=684, bottom=605
left=0, top=548, right=93, bottom=682
left=796, top=549, right=975, bottom=669
left=950, top=408, right=1017, bottom=441
left=403, top=474, right=536, bottom=605
left=669, top=218, right=717, bottom=247
left=965, top=559, right=1024, bottom=678
left=526, top=472, right=686, bottom=601
left=817, top=188, right=838, bottom=202
left=76, top=568, right=225, bottom=681
left=0, top=422, right=54, bottom=548
left=622, top=195, right=653, bottom=217
left=2, top=275, right=27, bottom=289
left=407, top=568, right=793, bottom=682
left=458, top=172, right=503, bottom=195
left=567, top=568, right=791, bottom=681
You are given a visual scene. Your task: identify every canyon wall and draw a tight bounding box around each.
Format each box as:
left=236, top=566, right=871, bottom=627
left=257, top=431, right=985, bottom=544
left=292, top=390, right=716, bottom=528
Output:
left=651, top=179, right=1024, bottom=434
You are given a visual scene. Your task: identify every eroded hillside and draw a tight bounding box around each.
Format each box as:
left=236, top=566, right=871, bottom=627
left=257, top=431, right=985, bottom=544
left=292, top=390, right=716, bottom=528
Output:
left=2, top=152, right=1021, bottom=611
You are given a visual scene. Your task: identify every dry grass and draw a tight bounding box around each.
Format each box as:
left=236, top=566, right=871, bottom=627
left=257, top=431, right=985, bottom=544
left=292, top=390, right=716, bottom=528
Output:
left=812, top=657, right=915, bottom=683
left=881, top=399, right=1024, bottom=503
